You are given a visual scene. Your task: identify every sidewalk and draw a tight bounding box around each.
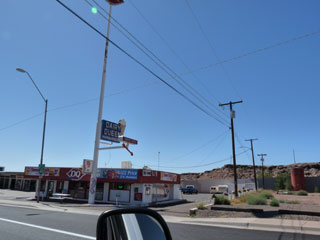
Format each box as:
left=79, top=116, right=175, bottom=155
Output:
left=163, top=215, right=320, bottom=236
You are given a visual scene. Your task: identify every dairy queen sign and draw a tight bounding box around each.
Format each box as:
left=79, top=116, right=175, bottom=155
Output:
left=66, top=168, right=86, bottom=181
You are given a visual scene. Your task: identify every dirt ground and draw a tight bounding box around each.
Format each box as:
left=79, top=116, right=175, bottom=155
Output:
left=275, top=193, right=320, bottom=206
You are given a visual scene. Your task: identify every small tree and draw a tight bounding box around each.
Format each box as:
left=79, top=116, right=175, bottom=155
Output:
left=276, top=173, right=291, bottom=190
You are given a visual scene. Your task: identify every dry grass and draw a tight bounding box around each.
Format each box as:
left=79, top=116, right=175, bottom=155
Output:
left=231, top=190, right=275, bottom=206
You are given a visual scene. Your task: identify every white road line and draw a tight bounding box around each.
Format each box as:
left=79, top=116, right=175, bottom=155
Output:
left=0, top=217, right=95, bottom=239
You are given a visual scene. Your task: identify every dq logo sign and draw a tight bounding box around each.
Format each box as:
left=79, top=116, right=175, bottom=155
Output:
left=66, top=168, right=86, bottom=180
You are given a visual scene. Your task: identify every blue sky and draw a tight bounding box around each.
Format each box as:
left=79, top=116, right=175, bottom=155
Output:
left=1, top=0, right=319, bottom=173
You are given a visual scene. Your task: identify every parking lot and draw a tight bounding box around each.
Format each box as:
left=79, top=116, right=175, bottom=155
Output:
left=180, top=193, right=213, bottom=203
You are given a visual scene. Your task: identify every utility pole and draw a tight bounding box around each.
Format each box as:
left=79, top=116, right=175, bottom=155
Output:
left=245, top=138, right=258, bottom=191
left=293, top=149, right=296, bottom=164
left=257, top=154, right=267, bottom=189
left=219, top=100, right=243, bottom=197
left=158, top=152, right=160, bottom=171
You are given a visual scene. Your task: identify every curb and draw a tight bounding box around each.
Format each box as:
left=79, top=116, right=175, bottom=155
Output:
left=177, top=219, right=320, bottom=234
left=210, top=206, right=320, bottom=217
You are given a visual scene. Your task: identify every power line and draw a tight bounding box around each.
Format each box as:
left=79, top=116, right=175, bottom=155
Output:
left=0, top=81, right=158, bottom=133
left=0, top=113, right=44, bottom=133
left=196, top=131, right=229, bottom=165
left=50, top=81, right=158, bottom=112
left=84, top=0, right=229, bottom=125
left=128, top=0, right=227, bottom=114
left=180, top=29, right=320, bottom=77
left=56, top=0, right=229, bottom=127
left=185, top=0, right=242, bottom=100
left=134, top=149, right=250, bottom=169
left=160, top=130, right=228, bottom=164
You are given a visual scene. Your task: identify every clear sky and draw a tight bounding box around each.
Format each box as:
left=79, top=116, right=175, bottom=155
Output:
left=1, top=0, right=319, bottom=173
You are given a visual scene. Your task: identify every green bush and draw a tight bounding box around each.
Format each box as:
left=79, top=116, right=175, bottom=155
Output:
left=214, top=195, right=231, bottom=205
left=296, top=190, right=308, bottom=196
left=245, top=195, right=267, bottom=205
left=276, top=173, right=292, bottom=190
left=259, top=192, right=274, bottom=199
left=270, top=199, right=280, bottom=207
left=314, top=186, right=319, bottom=193
left=286, top=200, right=300, bottom=204
left=196, top=203, right=206, bottom=209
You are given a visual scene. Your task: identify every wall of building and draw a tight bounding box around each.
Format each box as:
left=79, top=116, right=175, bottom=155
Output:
left=181, top=178, right=256, bottom=193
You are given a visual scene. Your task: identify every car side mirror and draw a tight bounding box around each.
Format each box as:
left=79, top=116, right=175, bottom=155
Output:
left=96, top=208, right=172, bottom=240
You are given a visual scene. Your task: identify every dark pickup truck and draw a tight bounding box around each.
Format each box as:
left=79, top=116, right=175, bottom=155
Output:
left=181, top=186, right=198, bottom=194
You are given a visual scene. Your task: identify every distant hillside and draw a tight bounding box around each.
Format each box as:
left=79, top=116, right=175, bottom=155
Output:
left=181, top=162, right=320, bottom=181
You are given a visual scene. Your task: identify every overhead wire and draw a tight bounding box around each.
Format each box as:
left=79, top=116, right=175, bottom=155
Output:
left=0, top=113, right=44, bottom=133
left=185, top=0, right=242, bottom=100
left=127, top=0, right=228, bottom=117
left=196, top=130, right=229, bottom=165
left=179, top=29, right=320, bottom=77
left=84, top=0, right=229, bottom=125
left=134, top=149, right=250, bottom=169
left=160, top=130, right=228, bottom=164
left=56, top=0, right=230, bottom=127
left=0, top=81, right=158, bottom=133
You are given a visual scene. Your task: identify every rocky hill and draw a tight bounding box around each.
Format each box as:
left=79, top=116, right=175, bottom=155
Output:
left=181, top=162, right=320, bottom=180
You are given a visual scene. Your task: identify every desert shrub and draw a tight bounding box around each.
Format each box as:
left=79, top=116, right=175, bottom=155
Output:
left=270, top=199, right=280, bottom=207
left=296, top=190, right=308, bottom=196
left=286, top=200, right=300, bottom=204
left=259, top=191, right=274, bottom=199
left=245, top=195, right=267, bottom=205
left=276, top=173, right=292, bottom=190
left=196, top=202, right=206, bottom=209
left=215, top=195, right=231, bottom=205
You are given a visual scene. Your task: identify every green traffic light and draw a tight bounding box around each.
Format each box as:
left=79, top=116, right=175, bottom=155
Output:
left=91, top=7, right=98, bottom=14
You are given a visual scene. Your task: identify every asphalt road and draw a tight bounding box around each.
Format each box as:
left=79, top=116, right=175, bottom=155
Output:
left=0, top=204, right=318, bottom=240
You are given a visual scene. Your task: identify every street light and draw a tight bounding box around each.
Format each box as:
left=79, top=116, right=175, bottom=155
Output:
left=16, top=68, right=48, bottom=203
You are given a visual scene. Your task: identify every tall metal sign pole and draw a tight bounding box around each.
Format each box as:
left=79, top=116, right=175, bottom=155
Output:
left=219, top=100, right=243, bottom=197
left=258, top=154, right=267, bottom=189
left=88, top=0, right=124, bottom=204
left=245, top=138, right=258, bottom=191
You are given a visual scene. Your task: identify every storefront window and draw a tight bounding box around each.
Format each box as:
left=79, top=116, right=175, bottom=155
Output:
left=152, top=184, right=170, bottom=202
left=95, top=182, right=104, bottom=201
left=69, top=181, right=87, bottom=199
left=40, top=180, right=46, bottom=192
left=56, top=181, right=64, bottom=193
left=110, top=183, right=130, bottom=191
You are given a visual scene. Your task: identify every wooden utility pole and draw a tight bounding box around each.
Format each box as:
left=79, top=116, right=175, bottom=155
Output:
left=219, top=100, right=243, bottom=197
left=257, top=153, right=267, bottom=189
left=245, top=139, right=258, bottom=191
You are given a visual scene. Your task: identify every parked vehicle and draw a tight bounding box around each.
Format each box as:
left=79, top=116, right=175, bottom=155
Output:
left=210, top=185, right=228, bottom=194
left=181, top=186, right=198, bottom=194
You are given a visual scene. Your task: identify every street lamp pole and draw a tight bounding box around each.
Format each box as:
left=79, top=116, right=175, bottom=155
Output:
left=88, top=0, right=124, bottom=204
left=16, top=68, right=48, bottom=203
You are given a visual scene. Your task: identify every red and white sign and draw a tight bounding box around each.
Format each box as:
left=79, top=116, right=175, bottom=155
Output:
left=160, top=172, right=177, bottom=182
left=66, top=168, right=86, bottom=181
left=82, top=159, right=93, bottom=174
left=122, top=137, right=138, bottom=145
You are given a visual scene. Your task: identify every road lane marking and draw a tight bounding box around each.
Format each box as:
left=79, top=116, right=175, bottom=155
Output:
left=0, top=217, right=95, bottom=239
